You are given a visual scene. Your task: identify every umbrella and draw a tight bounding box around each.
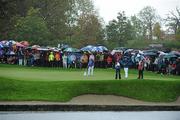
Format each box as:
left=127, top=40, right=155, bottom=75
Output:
left=9, top=40, right=16, bottom=45
left=0, top=44, right=3, bottom=48
left=81, top=45, right=108, bottom=52
left=170, top=51, right=180, bottom=57
left=16, top=42, right=25, bottom=47
left=97, top=46, right=108, bottom=51
left=124, top=49, right=133, bottom=54
left=81, top=45, right=94, bottom=51
left=135, top=54, right=145, bottom=62
left=0, top=41, right=9, bottom=48
left=32, top=45, right=40, bottom=49
left=143, top=52, right=157, bottom=56
left=158, top=51, right=166, bottom=56
left=60, top=44, right=70, bottom=50
left=5, top=40, right=16, bottom=46
left=6, top=51, right=16, bottom=55
left=0, top=40, right=7, bottom=44
left=91, top=46, right=103, bottom=52
left=64, top=47, right=80, bottom=52
left=37, top=47, right=49, bottom=51
left=163, top=54, right=177, bottom=59
left=113, top=47, right=127, bottom=52
left=69, top=54, right=76, bottom=61
left=47, top=47, right=61, bottom=52
left=111, top=50, right=123, bottom=55
left=53, top=48, right=61, bottom=52
left=144, top=49, right=158, bottom=53
left=20, top=41, right=30, bottom=47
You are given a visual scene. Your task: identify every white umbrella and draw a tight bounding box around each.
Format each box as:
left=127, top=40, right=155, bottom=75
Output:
left=111, top=50, right=123, bottom=55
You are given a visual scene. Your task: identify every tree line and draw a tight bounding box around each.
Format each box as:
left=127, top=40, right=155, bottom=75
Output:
left=0, top=0, right=179, bottom=49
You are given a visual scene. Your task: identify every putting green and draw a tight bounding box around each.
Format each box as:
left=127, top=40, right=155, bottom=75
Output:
left=0, top=64, right=179, bottom=81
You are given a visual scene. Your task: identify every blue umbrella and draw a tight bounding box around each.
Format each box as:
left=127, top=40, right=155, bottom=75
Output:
left=0, top=44, right=3, bottom=49
left=97, top=46, right=108, bottom=51
left=0, top=42, right=8, bottom=48
left=81, top=45, right=94, bottom=51
left=6, top=40, right=16, bottom=46
left=91, top=46, right=103, bottom=52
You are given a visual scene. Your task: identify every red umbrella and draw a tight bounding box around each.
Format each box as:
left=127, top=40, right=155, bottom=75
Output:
left=16, top=42, right=25, bottom=47
left=20, top=41, right=30, bottom=47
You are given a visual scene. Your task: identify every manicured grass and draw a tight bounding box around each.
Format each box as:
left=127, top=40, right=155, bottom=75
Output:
left=0, top=64, right=180, bottom=102
left=0, top=64, right=179, bottom=81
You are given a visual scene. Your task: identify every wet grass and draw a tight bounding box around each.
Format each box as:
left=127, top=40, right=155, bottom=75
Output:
left=0, top=64, right=180, bottom=102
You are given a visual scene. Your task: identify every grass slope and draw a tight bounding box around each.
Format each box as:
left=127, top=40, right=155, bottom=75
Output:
left=0, top=64, right=180, bottom=102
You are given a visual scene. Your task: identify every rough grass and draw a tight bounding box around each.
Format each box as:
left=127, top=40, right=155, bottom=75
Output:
left=0, top=64, right=180, bottom=102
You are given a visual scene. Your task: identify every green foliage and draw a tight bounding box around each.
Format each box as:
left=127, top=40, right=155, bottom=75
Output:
left=153, top=22, right=162, bottom=39
left=0, top=0, right=104, bottom=47
left=165, top=7, right=180, bottom=36
left=73, top=14, right=104, bottom=47
left=138, top=6, right=158, bottom=40
left=130, top=15, right=144, bottom=39
left=1, top=1, right=179, bottom=49
left=125, top=39, right=150, bottom=49
left=106, top=11, right=133, bottom=47
left=13, top=7, right=51, bottom=45
left=0, top=0, right=18, bottom=39
left=70, top=0, right=104, bottom=47
left=175, top=28, right=180, bottom=41
left=125, top=39, right=180, bottom=49
left=162, top=40, right=180, bottom=49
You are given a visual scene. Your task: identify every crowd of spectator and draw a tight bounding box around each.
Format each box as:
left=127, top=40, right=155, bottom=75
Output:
left=0, top=42, right=179, bottom=76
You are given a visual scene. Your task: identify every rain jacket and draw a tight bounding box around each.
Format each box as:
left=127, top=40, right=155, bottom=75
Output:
left=55, top=53, right=60, bottom=61
left=49, top=52, right=54, bottom=61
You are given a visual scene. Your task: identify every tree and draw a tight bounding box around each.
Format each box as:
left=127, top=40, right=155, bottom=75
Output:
left=106, top=11, right=133, bottom=47
left=166, top=7, right=180, bottom=34
left=73, top=12, right=104, bottom=47
left=0, top=0, right=18, bottom=39
left=153, top=22, right=162, bottom=40
left=0, top=0, right=37, bottom=39
left=13, top=8, right=51, bottom=45
left=75, top=0, right=94, bottom=15
left=138, top=6, right=158, bottom=40
left=175, top=27, right=180, bottom=41
left=32, top=0, right=70, bottom=42
left=130, top=15, right=144, bottom=39
left=165, top=7, right=180, bottom=41
left=1, top=0, right=104, bottom=47
left=29, top=0, right=103, bottom=46
left=70, top=0, right=104, bottom=47
left=65, top=0, right=79, bottom=43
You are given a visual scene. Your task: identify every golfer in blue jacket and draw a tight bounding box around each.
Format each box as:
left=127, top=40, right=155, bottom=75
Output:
left=115, top=62, right=121, bottom=79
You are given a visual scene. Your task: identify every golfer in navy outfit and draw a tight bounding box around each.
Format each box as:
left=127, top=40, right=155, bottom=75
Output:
left=115, top=62, right=121, bottom=79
